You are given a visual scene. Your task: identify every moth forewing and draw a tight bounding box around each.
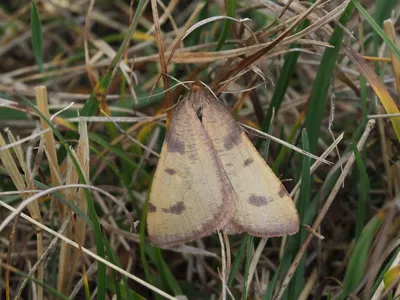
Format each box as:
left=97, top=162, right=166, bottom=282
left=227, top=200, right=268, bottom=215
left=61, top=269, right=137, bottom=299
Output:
left=147, top=87, right=236, bottom=247
left=196, top=85, right=299, bottom=237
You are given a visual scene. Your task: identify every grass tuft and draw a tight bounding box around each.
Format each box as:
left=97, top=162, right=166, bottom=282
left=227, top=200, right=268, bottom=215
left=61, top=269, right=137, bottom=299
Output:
left=0, top=1, right=399, bottom=299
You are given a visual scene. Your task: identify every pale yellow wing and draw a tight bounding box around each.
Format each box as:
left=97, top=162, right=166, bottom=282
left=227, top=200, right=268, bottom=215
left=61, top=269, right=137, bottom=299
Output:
left=147, top=88, right=236, bottom=247
left=197, top=87, right=299, bottom=237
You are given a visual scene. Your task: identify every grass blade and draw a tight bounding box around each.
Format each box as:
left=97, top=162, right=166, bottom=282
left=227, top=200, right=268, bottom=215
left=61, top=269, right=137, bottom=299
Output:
left=256, top=9, right=314, bottom=149
left=344, top=46, right=400, bottom=141
left=227, top=235, right=249, bottom=287
left=339, top=214, right=384, bottom=299
left=81, top=0, right=148, bottom=116
left=31, top=1, right=43, bottom=73
left=288, top=129, right=311, bottom=298
left=155, top=249, right=183, bottom=296
left=353, top=137, right=370, bottom=240
left=241, top=236, right=254, bottom=300
left=353, top=0, right=400, bottom=63
left=214, top=0, right=236, bottom=51
left=304, top=2, right=355, bottom=152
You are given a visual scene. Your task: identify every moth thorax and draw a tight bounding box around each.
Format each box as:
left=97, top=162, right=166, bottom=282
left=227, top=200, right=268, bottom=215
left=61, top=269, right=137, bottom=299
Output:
left=190, top=100, right=204, bottom=122
left=196, top=106, right=203, bottom=121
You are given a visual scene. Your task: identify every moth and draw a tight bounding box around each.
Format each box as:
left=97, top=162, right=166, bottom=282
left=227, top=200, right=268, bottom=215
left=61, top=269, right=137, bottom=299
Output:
left=147, top=82, right=299, bottom=246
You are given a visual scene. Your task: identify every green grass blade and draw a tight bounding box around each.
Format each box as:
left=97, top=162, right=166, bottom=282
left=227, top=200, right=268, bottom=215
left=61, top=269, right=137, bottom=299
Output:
left=263, top=239, right=295, bottom=300
left=360, top=75, right=368, bottom=124
left=261, top=108, right=275, bottom=160
left=241, top=236, right=254, bottom=300
left=81, top=0, right=148, bottom=116
left=353, top=0, right=400, bottom=63
left=189, top=0, right=209, bottom=46
left=373, top=0, right=399, bottom=26
left=103, top=237, right=136, bottom=300
left=214, top=0, right=236, bottom=51
left=271, top=118, right=302, bottom=173
left=31, top=1, right=43, bottom=73
left=288, top=129, right=310, bottom=298
left=340, top=215, right=384, bottom=299
left=370, top=249, right=399, bottom=297
left=353, top=137, right=370, bottom=240
left=228, top=235, right=249, bottom=287
left=139, top=190, right=158, bottom=298
left=155, top=249, right=183, bottom=295
left=256, top=6, right=315, bottom=149
left=304, top=2, right=355, bottom=153
left=256, top=54, right=299, bottom=149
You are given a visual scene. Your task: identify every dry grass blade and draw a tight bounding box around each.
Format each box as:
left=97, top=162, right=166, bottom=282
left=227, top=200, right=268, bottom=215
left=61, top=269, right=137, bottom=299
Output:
left=0, top=131, right=44, bottom=299
left=382, top=18, right=400, bottom=197
left=0, top=98, right=38, bottom=117
left=211, top=0, right=324, bottom=94
left=383, top=19, right=400, bottom=96
left=291, top=133, right=344, bottom=195
left=57, top=153, right=76, bottom=293
left=343, top=47, right=400, bottom=141
left=145, top=13, right=252, bottom=108
left=168, top=2, right=206, bottom=50
left=147, top=0, right=179, bottom=33
left=371, top=207, right=400, bottom=299
left=281, top=0, right=352, bottom=41
left=15, top=215, right=70, bottom=299
left=364, top=201, right=398, bottom=298
left=299, top=268, right=319, bottom=300
left=240, top=124, right=332, bottom=165
left=150, top=0, right=172, bottom=120
left=97, top=113, right=165, bottom=159
left=84, top=0, right=98, bottom=87
left=100, top=110, right=160, bottom=157
left=368, top=112, right=400, bottom=119
left=218, top=231, right=227, bottom=300
left=56, top=119, right=91, bottom=294
left=91, top=39, right=137, bottom=102
left=35, top=86, right=63, bottom=199
left=246, top=238, right=268, bottom=296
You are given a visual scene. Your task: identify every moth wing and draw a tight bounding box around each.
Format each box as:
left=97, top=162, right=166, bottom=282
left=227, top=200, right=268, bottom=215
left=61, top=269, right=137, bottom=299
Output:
left=147, top=93, right=236, bottom=247
left=199, top=88, right=299, bottom=237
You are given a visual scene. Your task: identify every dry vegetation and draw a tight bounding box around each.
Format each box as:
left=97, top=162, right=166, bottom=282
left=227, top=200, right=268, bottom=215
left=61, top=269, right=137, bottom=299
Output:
left=0, top=0, right=400, bottom=299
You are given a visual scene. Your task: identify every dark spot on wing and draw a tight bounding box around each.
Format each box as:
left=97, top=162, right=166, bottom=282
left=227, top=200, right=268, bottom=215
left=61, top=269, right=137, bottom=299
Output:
left=278, top=184, right=287, bottom=198
left=166, top=136, right=185, bottom=154
left=225, top=162, right=234, bottom=167
left=148, top=203, right=157, bottom=213
left=248, top=194, right=271, bottom=207
left=165, top=124, right=185, bottom=154
left=223, top=127, right=242, bottom=150
left=162, top=201, right=185, bottom=215
left=164, top=168, right=176, bottom=175
left=244, top=158, right=254, bottom=167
